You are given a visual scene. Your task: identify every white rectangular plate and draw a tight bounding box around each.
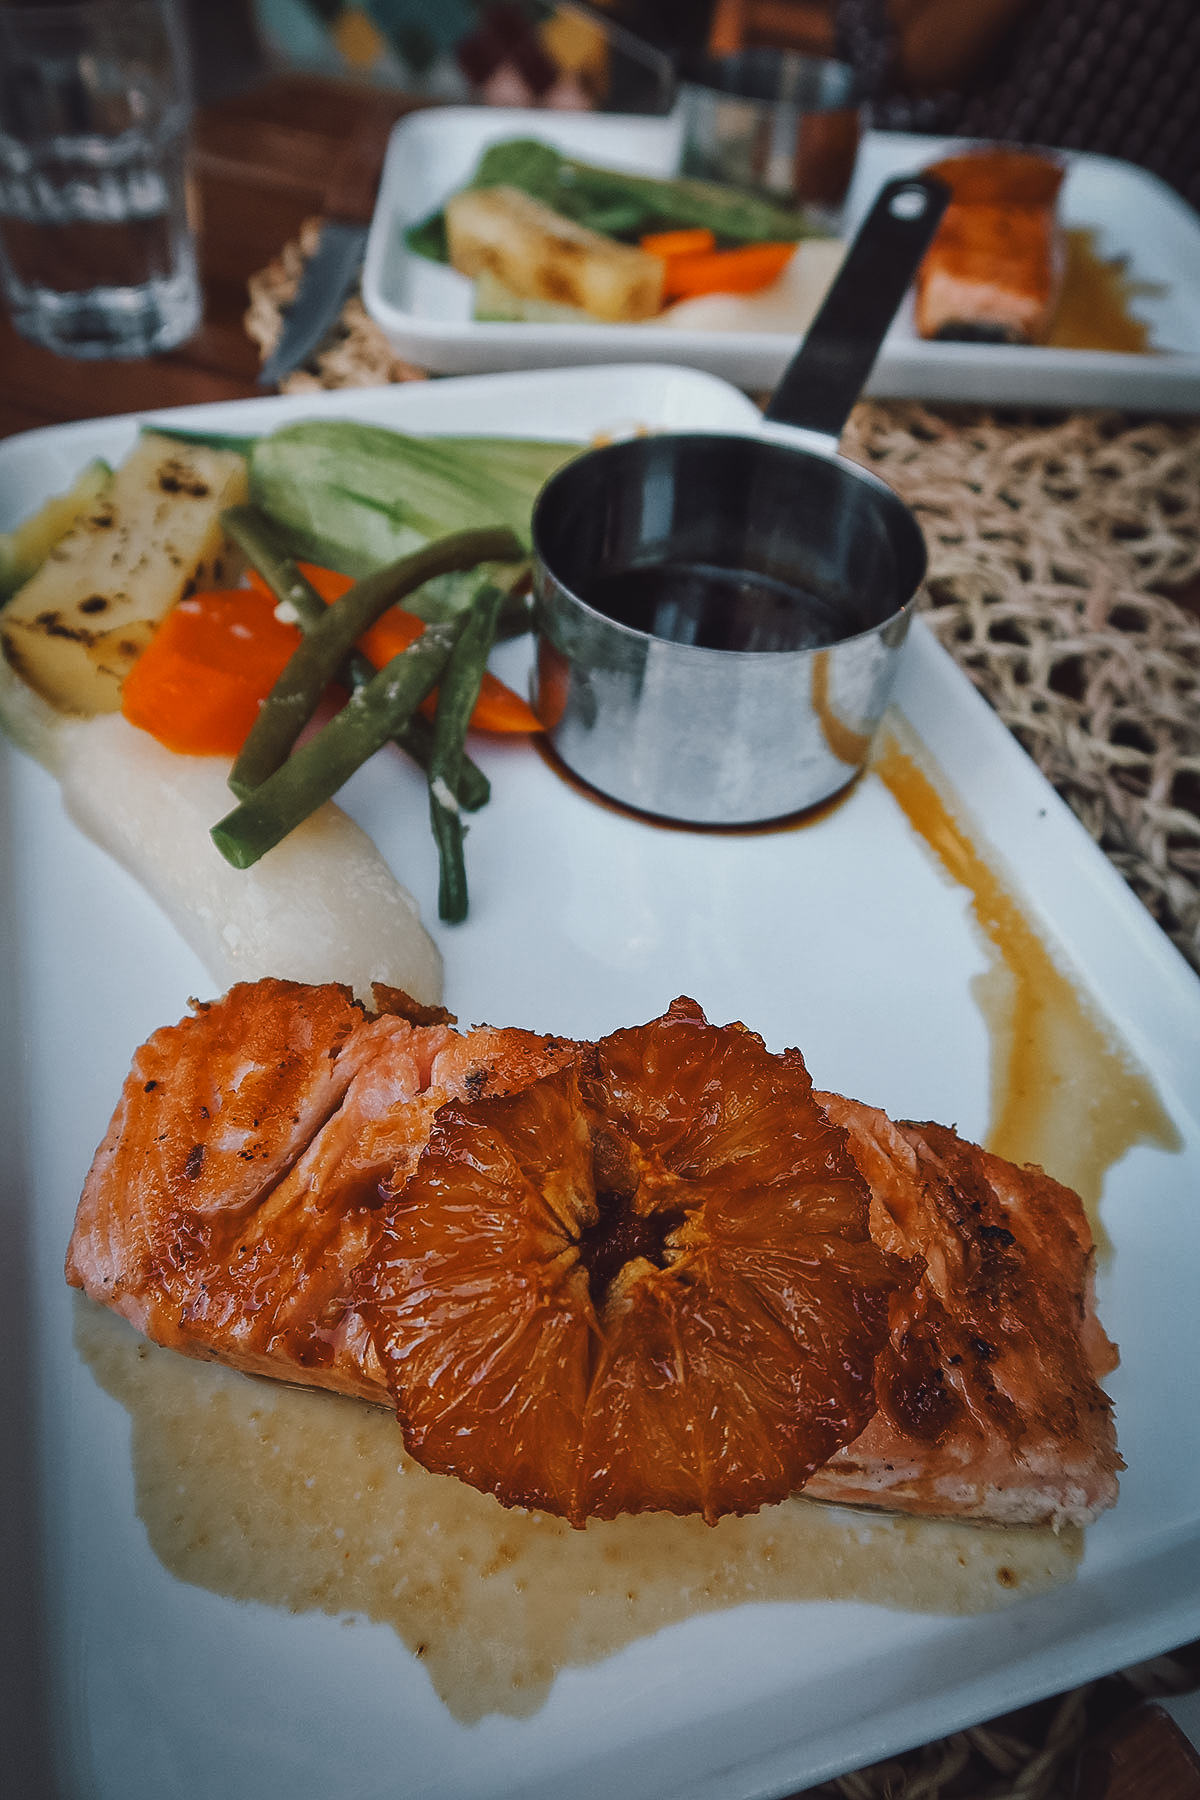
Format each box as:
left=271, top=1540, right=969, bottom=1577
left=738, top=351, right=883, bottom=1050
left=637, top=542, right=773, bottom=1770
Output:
left=361, top=109, right=1200, bottom=410
left=2, top=365, right=1200, bottom=1800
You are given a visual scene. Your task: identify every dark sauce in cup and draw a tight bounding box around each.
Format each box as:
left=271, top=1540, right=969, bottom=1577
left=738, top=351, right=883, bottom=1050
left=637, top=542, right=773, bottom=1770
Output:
left=584, top=562, right=845, bottom=652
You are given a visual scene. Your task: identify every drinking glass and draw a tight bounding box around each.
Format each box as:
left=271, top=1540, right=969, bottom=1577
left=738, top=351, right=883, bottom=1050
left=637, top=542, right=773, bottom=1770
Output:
left=0, top=0, right=201, bottom=358
left=678, top=49, right=861, bottom=220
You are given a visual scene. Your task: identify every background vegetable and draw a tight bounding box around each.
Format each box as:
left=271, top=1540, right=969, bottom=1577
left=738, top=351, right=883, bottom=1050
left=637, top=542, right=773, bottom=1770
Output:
left=407, top=138, right=828, bottom=262
left=446, top=185, right=665, bottom=323
left=640, top=227, right=716, bottom=259
left=658, top=242, right=798, bottom=300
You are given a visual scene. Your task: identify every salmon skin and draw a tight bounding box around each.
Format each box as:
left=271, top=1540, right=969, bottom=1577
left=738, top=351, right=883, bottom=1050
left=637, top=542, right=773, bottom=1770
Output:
left=67, top=979, right=1120, bottom=1528
left=915, top=149, right=1066, bottom=345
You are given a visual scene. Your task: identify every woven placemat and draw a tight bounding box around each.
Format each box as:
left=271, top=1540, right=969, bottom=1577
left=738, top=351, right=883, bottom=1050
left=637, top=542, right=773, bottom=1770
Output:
left=245, top=217, right=431, bottom=393
left=797, top=1642, right=1200, bottom=1799
left=246, top=234, right=1200, bottom=975
left=841, top=401, right=1200, bottom=976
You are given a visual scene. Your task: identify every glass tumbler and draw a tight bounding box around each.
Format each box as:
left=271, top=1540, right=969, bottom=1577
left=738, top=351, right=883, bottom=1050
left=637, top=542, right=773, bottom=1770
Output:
left=678, top=49, right=861, bottom=221
left=0, top=0, right=201, bottom=358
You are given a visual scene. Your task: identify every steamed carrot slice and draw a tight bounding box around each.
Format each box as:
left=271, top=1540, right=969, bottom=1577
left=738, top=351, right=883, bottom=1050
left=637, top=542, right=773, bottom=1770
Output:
left=639, top=227, right=717, bottom=259
left=247, top=560, right=540, bottom=733
left=660, top=241, right=796, bottom=300
left=457, top=669, right=541, bottom=734
left=121, top=589, right=302, bottom=756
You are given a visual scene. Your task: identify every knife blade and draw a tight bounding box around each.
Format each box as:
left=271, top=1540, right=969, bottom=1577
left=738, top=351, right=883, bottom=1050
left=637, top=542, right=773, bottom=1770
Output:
left=257, top=103, right=403, bottom=388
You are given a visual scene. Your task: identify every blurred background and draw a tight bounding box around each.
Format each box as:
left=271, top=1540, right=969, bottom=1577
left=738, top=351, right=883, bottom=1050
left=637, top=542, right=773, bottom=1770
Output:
left=186, top=0, right=1199, bottom=209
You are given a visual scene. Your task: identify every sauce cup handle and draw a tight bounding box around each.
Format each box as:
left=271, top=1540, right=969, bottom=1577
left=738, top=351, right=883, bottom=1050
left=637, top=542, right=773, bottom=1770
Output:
left=764, top=173, right=950, bottom=440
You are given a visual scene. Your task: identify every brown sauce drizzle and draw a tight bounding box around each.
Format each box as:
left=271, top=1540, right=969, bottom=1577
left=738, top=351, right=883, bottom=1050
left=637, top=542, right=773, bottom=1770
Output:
left=873, top=715, right=1179, bottom=1234
left=1048, top=229, right=1158, bottom=355
left=811, top=648, right=873, bottom=768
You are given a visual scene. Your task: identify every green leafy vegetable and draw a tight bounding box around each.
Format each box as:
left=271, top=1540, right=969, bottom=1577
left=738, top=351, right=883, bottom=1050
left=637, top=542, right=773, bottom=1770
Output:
left=407, top=138, right=829, bottom=263
left=247, top=421, right=578, bottom=581
left=137, top=424, right=258, bottom=457
left=182, top=420, right=577, bottom=912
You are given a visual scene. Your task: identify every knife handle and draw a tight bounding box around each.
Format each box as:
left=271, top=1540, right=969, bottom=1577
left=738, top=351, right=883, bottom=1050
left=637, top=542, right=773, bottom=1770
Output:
left=325, top=101, right=407, bottom=226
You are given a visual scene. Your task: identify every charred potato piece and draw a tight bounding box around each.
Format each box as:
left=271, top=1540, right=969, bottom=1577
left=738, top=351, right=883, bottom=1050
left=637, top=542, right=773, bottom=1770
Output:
left=446, top=185, right=664, bottom=324
left=0, top=432, right=247, bottom=716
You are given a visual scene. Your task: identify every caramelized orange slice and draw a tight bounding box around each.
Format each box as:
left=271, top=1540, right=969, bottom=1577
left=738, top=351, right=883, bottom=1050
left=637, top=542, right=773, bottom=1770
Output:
left=360, top=999, right=917, bottom=1525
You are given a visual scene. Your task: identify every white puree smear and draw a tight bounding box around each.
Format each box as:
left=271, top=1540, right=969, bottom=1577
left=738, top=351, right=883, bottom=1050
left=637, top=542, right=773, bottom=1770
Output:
left=77, top=1298, right=1083, bottom=1725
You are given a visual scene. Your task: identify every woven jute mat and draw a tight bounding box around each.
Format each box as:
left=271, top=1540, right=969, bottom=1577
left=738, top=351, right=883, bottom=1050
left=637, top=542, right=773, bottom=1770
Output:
left=841, top=401, right=1200, bottom=977
left=798, top=1643, right=1200, bottom=1799
left=247, top=231, right=1200, bottom=976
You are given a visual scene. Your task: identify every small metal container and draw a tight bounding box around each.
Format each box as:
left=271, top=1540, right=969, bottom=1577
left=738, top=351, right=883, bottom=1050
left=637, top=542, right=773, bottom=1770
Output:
left=678, top=49, right=861, bottom=214
left=531, top=174, right=949, bottom=826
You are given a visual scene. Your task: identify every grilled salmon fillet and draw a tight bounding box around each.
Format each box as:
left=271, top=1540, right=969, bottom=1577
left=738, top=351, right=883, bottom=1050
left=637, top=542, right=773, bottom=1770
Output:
left=807, top=1095, right=1120, bottom=1527
left=66, top=981, right=1120, bottom=1528
left=915, top=149, right=1066, bottom=345
left=66, top=979, right=581, bottom=1402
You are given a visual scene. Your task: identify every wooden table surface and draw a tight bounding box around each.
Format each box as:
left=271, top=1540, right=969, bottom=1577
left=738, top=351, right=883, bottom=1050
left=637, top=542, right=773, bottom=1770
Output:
left=1, top=67, right=1197, bottom=1800
left=0, top=74, right=418, bottom=441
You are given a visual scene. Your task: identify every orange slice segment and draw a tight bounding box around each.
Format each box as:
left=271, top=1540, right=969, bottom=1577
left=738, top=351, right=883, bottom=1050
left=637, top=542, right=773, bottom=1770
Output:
left=361, top=998, right=916, bottom=1525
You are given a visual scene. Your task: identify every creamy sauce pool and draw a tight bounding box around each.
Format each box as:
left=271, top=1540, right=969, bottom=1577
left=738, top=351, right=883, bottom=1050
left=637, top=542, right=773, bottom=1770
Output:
left=76, top=716, right=1179, bottom=1722
left=77, top=1300, right=1080, bottom=1724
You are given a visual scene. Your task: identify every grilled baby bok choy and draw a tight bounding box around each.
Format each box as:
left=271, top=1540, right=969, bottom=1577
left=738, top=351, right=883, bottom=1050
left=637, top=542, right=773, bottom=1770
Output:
left=160, top=420, right=578, bottom=589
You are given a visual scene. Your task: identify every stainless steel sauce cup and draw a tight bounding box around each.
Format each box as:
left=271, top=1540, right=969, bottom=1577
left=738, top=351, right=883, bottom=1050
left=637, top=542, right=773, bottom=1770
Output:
left=531, top=174, right=949, bottom=826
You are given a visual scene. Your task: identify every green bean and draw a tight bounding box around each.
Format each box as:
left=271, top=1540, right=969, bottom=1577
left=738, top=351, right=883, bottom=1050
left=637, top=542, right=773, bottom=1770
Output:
left=393, top=709, right=488, bottom=811
left=223, top=505, right=491, bottom=811
left=225, top=520, right=519, bottom=800
left=212, top=619, right=463, bottom=870
left=222, top=505, right=331, bottom=632
left=428, top=583, right=507, bottom=923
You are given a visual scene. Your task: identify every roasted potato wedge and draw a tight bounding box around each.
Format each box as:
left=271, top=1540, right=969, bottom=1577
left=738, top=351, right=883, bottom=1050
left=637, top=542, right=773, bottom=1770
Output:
left=0, top=458, right=113, bottom=602
left=446, top=185, right=664, bottom=324
left=0, top=432, right=247, bottom=715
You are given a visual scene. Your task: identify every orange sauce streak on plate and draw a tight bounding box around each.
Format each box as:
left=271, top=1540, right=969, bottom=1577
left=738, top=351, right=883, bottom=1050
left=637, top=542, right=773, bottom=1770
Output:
left=873, top=715, right=1179, bottom=1232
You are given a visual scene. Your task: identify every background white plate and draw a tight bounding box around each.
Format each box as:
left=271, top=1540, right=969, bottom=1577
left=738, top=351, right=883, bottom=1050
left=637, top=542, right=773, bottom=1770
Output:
left=362, top=108, right=1200, bottom=408
left=2, top=365, right=1199, bottom=1800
